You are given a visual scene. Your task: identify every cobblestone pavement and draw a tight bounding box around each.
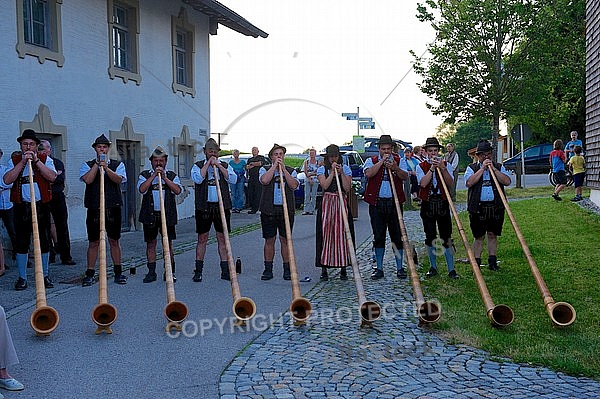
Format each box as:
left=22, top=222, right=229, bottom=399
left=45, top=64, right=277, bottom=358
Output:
left=220, top=209, right=600, bottom=399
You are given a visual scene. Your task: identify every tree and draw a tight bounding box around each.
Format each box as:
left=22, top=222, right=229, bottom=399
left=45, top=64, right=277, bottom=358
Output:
left=412, top=0, right=542, bottom=156
left=437, top=118, right=492, bottom=170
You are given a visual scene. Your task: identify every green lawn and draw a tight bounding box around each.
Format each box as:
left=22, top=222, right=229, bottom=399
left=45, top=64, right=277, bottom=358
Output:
left=421, top=186, right=600, bottom=378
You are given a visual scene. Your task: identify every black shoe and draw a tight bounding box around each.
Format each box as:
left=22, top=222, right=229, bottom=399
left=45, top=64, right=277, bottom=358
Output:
left=448, top=270, right=459, bottom=279
left=397, top=268, right=407, bottom=279
left=552, top=193, right=562, bottom=201
left=44, top=276, right=54, bottom=288
left=192, top=270, right=203, bottom=282
left=62, top=258, right=77, bottom=266
left=14, top=277, right=27, bottom=290
left=488, top=264, right=500, bottom=271
left=261, top=269, right=273, bottom=280
left=49, top=253, right=56, bottom=264
left=371, top=269, right=384, bottom=280
left=143, top=272, right=157, bottom=283
left=425, top=267, right=438, bottom=277
left=340, top=271, right=348, bottom=280
left=283, top=266, right=291, bottom=281
left=320, top=272, right=329, bottom=281
left=248, top=210, right=257, bottom=214
left=163, top=272, right=177, bottom=283
left=221, top=271, right=231, bottom=281
left=82, top=275, right=94, bottom=287
left=114, top=274, right=128, bottom=284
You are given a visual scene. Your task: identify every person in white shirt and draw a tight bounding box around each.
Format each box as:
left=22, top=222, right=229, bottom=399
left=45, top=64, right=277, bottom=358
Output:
left=444, top=143, right=460, bottom=201
left=190, top=138, right=237, bottom=282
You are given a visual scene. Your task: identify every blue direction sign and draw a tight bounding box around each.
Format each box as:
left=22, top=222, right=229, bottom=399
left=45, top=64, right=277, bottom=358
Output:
left=359, top=117, right=373, bottom=122
left=342, top=112, right=358, bottom=120
left=359, top=121, right=375, bottom=129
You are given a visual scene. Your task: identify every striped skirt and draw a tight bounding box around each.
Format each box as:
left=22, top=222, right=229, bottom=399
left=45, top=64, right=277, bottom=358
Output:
left=320, top=192, right=349, bottom=267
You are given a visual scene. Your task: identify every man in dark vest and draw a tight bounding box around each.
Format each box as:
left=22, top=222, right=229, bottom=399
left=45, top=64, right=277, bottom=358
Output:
left=363, top=134, right=408, bottom=280
left=246, top=146, right=269, bottom=214
left=259, top=143, right=299, bottom=281
left=79, top=134, right=128, bottom=286
left=190, top=138, right=237, bottom=282
left=463, top=139, right=511, bottom=271
left=40, top=139, right=76, bottom=266
left=138, top=146, right=182, bottom=283
left=2, top=129, right=57, bottom=290
left=416, top=137, right=458, bottom=279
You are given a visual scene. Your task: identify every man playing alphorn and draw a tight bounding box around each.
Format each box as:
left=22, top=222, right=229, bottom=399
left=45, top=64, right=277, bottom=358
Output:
left=2, top=129, right=57, bottom=291
left=79, top=134, right=128, bottom=286
left=138, top=146, right=182, bottom=283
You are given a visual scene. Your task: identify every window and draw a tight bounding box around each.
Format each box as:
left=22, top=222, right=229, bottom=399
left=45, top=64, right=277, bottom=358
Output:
left=171, top=8, right=196, bottom=97
left=108, top=0, right=141, bottom=85
left=16, top=0, right=64, bottom=66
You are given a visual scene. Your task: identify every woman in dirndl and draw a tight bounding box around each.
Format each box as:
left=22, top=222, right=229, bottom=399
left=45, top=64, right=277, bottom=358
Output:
left=315, top=144, right=355, bottom=281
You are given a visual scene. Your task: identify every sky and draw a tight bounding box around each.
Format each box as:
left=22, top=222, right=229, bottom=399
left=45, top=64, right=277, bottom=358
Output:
left=210, top=1, right=444, bottom=154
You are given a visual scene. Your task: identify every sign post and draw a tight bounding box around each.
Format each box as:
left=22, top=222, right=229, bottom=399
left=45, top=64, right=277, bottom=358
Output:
left=510, top=123, right=531, bottom=188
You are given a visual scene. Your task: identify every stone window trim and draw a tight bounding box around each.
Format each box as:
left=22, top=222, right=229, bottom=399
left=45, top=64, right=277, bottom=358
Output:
left=171, top=8, right=196, bottom=97
left=15, top=0, right=65, bottom=66
left=107, top=0, right=142, bottom=85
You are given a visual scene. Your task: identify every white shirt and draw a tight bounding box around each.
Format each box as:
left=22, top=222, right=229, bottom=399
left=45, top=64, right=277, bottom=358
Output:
left=416, top=160, right=454, bottom=195
left=0, top=164, right=13, bottom=210
left=191, top=162, right=237, bottom=203
left=79, top=160, right=127, bottom=184
left=2, top=157, right=57, bottom=203
left=464, top=163, right=511, bottom=202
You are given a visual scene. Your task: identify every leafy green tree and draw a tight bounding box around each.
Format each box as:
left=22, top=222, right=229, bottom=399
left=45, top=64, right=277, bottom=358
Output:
left=412, top=0, right=543, bottom=155
left=437, top=118, right=492, bottom=170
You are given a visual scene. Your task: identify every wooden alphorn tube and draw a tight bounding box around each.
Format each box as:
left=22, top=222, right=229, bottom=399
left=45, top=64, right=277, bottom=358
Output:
left=489, top=168, right=575, bottom=327
left=28, top=159, right=60, bottom=336
left=158, top=177, right=189, bottom=329
left=436, top=169, right=513, bottom=327
left=91, top=164, right=118, bottom=334
left=212, top=165, right=256, bottom=325
left=278, top=164, right=312, bottom=325
left=332, top=168, right=381, bottom=326
left=388, top=164, right=441, bottom=324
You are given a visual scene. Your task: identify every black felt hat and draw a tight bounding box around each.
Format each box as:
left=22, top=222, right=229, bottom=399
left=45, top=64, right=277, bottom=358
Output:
left=92, top=134, right=111, bottom=148
left=17, top=129, right=40, bottom=144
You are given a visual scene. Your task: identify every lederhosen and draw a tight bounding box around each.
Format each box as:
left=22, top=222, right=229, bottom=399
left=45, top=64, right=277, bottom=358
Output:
left=259, top=166, right=295, bottom=238
left=194, top=160, right=231, bottom=233
left=418, top=161, right=452, bottom=247
left=467, top=162, right=506, bottom=237
left=139, top=170, right=178, bottom=241
left=83, top=159, right=123, bottom=241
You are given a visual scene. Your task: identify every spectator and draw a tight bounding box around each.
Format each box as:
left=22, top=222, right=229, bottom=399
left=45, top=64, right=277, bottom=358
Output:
left=0, top=305, right=25, bottom=394
left=404, top=148, right=420, bottom=203
left=0, top=149, right=17, bottom=276
left=567, top=145, right=585, bottom=202
left=39, top=140, right=76, bottom=265
left=412, top=145, right=425, bottom=162
left=302, top=149, right=319, bottom=215
left=245, top=147, right=269, bottom=214
left=444, top=143, right=460, bottom=201
left=550, top=139, right=567, bottom=201
left=228, top=149, right=247, bottom=213
left=564, top=131, right=583, bottom=160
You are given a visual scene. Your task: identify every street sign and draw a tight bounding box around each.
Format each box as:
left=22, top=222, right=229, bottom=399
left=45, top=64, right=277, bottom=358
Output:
left=359, top=121, right=375, bottom=129
left=510, top=124, right=532, bottom=142
left=342, top=112, right=358, bottom=120
left=359, top=117, right=373, bottom=122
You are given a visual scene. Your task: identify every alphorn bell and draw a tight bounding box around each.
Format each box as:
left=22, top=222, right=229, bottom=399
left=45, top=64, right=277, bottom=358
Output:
left=278, top=163, right=312, bottom=325
left=28, top=159, right=60, bottom=336
left=212, top=164, right=256, bottom=325
left=435, top=168, right=513, bottom=326
left=91, top=163, right=118, bottom=334
left=388, top=162, right=441, bottom=324
left=158, top=176, right=189, bottom=331
left=332, top=168, right=381, bottom=327
left=489, top=167, right=576, bottom=327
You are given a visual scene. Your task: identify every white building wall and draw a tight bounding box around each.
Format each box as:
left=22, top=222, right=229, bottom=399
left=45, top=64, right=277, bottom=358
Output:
left=0, top=0, right=213, bottom=240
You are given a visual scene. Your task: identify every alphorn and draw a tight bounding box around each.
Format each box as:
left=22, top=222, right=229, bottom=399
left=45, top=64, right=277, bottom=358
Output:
left=388, top=163, right=441, bottom=324
left=436, top=168, right=514, bottom=326
left=158, top=176, right=188, bottom=331
left=278, top=164, right=312, bottom=325
left=212, top=164, right=256, bottom=325
left=489, top=167, right=576, bottom=327
left=28, top=159, right=60, bottom=336
left=332, top=168, right=381, bottom=327
left=91, top=164, right=118, bottom=334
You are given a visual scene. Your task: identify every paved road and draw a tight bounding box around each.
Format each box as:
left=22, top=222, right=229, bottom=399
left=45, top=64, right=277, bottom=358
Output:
left=3, top=179, right=598, bottom=398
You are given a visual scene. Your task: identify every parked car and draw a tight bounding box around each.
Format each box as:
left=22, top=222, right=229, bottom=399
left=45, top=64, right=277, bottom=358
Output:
left=503, top=143, right=553, bottom=174
left=339, top=136, right=413, bottom=161
left=294, top=150, right=366, bottom=208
